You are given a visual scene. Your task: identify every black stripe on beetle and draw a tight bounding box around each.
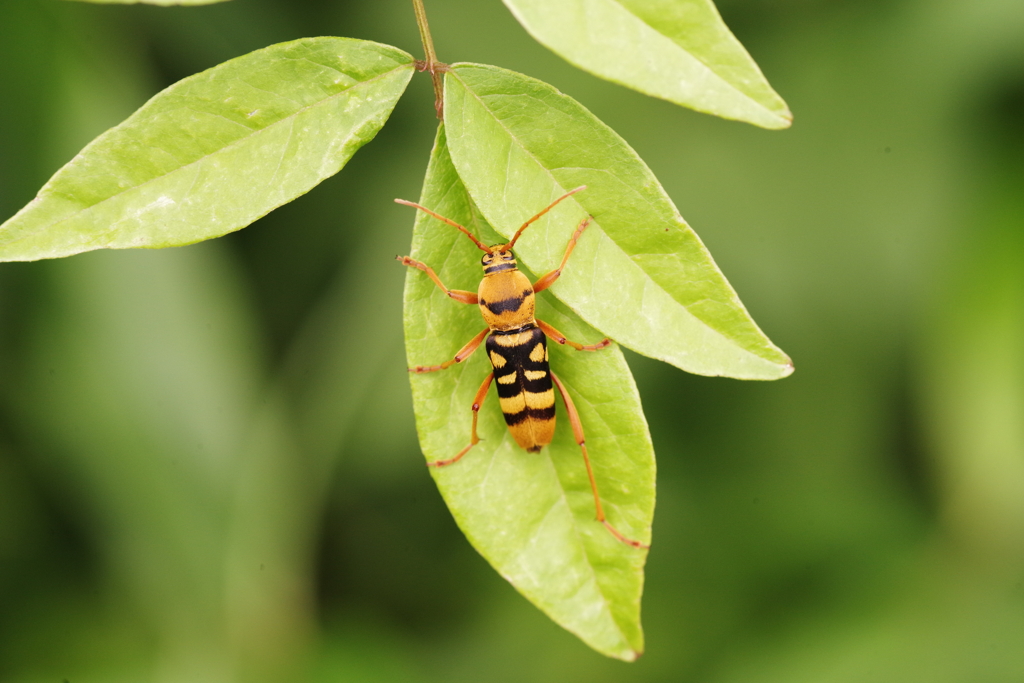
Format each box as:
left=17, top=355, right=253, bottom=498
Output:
left=481, top=290, right=533, bottom=315
left=483, top=262, right=518, bottom=275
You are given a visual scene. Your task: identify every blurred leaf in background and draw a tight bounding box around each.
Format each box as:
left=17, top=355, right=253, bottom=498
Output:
left=1, top=0, right=1023, bottom=681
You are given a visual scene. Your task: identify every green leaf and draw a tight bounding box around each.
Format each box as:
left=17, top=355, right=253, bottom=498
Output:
left=444, top=64, right=792, bottom=380
left=402, top=125, right=654, bottom=661
left=502, top=0, right=791, bottom=129
left=0, top=37, right=413, bottom=262
left=65, top=0, right=230, bottom=5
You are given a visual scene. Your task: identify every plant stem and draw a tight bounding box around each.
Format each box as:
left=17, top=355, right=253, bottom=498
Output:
left=412, top=0, right=445, bottom=119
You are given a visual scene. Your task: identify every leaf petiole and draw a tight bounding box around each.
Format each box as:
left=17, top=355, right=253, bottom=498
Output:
left=412, top=0, right=446, bottom=118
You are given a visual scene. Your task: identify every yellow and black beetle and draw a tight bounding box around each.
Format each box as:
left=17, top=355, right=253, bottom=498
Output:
left=396, top=187, right=646, bottom=549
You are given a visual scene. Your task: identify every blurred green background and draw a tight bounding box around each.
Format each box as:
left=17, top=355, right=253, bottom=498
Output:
left=1, top=0, right=1023, bottom=681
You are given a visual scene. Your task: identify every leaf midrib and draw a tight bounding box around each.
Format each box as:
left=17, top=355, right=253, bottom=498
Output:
left=0, top=62, right=413, bottom=251
left=447, top=68, right=779, bottom=366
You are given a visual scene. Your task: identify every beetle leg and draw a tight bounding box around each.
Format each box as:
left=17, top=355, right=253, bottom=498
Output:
left=396, top=255, right=479, bottom=304
left=428, top=372, right=495, bottom=468
left=532, top=216, right=592, bottom=293
left=536, top=319, right=611, bottom=352
left=409, top=327, right=489, bottom=373
left=550, top=371, right=649, bottom=550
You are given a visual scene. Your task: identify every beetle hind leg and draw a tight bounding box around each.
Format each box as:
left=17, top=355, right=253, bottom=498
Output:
left=410, top=327, right=488, bottom=373
left=428, top=372, right=494, bottom=468
left=550, top=371, right=649, bottom=550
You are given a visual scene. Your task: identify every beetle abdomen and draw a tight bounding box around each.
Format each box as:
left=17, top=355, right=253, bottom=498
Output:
left=486, top=326, right=555, bottom=452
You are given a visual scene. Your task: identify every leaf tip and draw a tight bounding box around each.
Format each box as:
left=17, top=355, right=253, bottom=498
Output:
left=781, top=360, right=795, bottom=377
left=620, top=647, right=643, bottom=663
left=766, top=106, right=794, bottom=130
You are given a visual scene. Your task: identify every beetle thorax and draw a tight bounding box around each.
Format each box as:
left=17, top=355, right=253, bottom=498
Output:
left=478, top=249, right=535, bottom=331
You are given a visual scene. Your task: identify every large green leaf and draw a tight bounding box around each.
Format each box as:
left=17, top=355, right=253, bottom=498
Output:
left=502, top=0, right=791, bottom=129
left=402, top=125, right=654, bottom=661
left=0, top=37, right=413, bottom=262
left=444, top=64, right=792, bottom=380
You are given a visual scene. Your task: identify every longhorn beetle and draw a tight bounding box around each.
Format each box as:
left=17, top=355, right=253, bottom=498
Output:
left=396, top=186, right=647, bottom=549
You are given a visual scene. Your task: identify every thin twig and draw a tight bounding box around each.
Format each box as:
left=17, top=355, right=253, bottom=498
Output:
left=412, top=0, right=445, bottom=119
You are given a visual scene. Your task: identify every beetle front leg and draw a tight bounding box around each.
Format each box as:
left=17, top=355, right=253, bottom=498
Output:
left=532, top=216, right=592, bottom=293
left=396, top=255, right=479, bottom=304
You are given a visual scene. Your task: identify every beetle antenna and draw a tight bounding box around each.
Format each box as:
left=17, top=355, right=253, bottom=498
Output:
left=395, top=199, right=491, bottom=253
left=507, top=186, right=586, bottom=249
